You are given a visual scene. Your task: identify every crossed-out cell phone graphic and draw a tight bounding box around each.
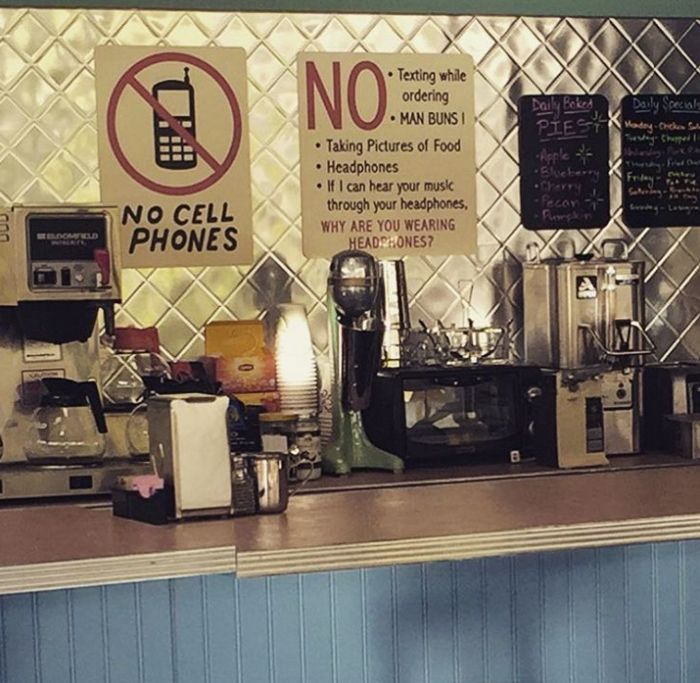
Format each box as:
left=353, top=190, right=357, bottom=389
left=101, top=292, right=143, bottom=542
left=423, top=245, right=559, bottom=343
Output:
left=152, top=67, right=197, bottom=170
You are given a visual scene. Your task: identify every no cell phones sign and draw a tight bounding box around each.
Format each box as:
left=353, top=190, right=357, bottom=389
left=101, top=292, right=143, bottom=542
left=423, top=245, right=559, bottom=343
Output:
left=96, top=46, right=253, bottom=268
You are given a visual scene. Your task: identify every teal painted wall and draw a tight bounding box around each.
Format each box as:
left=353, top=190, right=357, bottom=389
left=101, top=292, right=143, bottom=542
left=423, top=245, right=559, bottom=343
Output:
left=2, top=542, right=700, bottom=683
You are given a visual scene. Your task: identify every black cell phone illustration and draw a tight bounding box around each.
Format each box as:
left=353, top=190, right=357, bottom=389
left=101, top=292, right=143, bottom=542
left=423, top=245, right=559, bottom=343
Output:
left=152, top=67, right=197, bottom=170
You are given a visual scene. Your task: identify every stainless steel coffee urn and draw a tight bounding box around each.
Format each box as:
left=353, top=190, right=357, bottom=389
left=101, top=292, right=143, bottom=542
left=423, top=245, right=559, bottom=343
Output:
left=523, top=239, right=654, bottom=462
left=523, top=240, right=651, bottom=369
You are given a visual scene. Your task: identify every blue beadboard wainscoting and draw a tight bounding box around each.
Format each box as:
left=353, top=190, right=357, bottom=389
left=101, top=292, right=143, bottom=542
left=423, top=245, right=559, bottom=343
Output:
left=2, top=541, right=699, bottom=683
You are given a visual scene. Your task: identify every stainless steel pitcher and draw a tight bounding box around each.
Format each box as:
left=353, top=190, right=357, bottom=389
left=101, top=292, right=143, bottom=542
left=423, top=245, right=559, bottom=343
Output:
left=247, top=452, right=290, bottom=514
left=379, top=259, right=411, bottom=367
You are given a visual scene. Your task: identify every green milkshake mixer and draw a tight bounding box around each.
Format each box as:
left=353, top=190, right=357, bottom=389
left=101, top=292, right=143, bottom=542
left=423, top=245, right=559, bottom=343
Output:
left=322, top=250, right=404, bottom=475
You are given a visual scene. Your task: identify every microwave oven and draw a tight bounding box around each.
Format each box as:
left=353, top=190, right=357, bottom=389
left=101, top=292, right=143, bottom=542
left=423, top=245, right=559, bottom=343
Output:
left=362, top=365, right=542, bottom=467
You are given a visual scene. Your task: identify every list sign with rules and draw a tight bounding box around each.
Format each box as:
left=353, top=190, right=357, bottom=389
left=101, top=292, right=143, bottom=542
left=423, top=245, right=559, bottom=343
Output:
left=298, top=52, right=477, bottom=258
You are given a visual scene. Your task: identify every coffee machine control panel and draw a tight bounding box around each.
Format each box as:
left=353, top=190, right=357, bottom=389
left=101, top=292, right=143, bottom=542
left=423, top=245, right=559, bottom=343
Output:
left=27, top=213, right=111, bottom=292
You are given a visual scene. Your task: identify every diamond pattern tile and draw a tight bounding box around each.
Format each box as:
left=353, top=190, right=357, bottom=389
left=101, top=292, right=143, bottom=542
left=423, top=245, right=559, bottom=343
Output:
left=14, top=126, right=54, bottom=171
left=267, top=17, right=308, bottom=60
left=177, top=283, right=220, bottom=329
left=64, top=70, right=97, bottom=117
left=363, top=19, right=405, bottom=53
left=249, top=97, right=287, bottom=145
left=0, top=98, right=28, bottom=145
left=247, top=44, right=285, bottom=90
left=0, top=43, right=27, bottom=87
left=62, top=15, right=104, bottom=59
left=33, top=9, right=74, bottom=35
left=410, top=19, right=450, bottom=53
left=0, top=9, right=696, bottom=361
left=113, top=15, right=158, bottom=45
left=36, top=42, right=81, bottom=87
left=64, top=124, right=99, bottom=173
left=527, top=46, right=565, bottom=88
left=122, top=283, right=170, bottom=328
left=0, top=154, right=31, bottom=200
left=214, top=16, right=258, bottom=51
left=41, top=150, right=83, bottom=196
left=504, top=20, right=541, bottom=64
left=20, top=178, right=60, bottom=203
left=225, top=280, right=262, bottom=320
left=165, top=15, right=211, bottom=46
left=658, top=49, right=697, bottom=90
left=148, top=267, right=196, bottom=303
left=637, top=22, right=674, bottom=64
left=11, top=69, right=54, bottom=114
left=548, top=21, right=585, bottom=64
left=455, top=19, right=495, bottom=63
left=157, top=309, right=197, bottom=358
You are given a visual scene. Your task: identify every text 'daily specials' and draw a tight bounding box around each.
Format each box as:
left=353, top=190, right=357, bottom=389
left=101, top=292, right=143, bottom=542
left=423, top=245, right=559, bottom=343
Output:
left=622, top=94, right=700, bottom=228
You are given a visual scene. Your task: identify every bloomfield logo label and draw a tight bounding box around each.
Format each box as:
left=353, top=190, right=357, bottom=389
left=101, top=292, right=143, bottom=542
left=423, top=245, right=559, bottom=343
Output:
left=95, top=46, right=253, bottom=268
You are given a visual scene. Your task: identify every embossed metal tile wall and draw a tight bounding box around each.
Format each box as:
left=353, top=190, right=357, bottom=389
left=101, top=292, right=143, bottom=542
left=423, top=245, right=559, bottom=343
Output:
left=0, top=11, right=697, bottom=361
left=2, top=543, right=700, bottom=682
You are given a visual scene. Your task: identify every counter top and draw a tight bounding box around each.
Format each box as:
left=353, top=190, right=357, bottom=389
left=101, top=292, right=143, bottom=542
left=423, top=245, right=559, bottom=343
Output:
left=4, top=461, right=700, bottom=594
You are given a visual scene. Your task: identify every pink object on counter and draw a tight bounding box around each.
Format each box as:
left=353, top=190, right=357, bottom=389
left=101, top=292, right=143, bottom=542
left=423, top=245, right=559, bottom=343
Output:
left=119, top=475, right=164, bottom=499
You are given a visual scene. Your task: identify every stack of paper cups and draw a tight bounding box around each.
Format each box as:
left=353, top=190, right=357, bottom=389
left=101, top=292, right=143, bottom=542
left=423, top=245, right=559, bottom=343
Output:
left=273, top=304, right=319, bottom=418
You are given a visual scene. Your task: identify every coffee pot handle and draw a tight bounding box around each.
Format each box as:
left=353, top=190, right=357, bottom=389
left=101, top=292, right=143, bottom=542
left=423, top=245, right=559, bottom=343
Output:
left=525, top=242, right=541, bottom=263
left=81, top=381, right=108, bottom=434
left=289, top=458, right=316, bottom=497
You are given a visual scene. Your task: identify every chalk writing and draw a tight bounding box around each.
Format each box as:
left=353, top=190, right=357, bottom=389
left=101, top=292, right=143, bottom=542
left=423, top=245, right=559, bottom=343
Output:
left=622, top=94, right=700, bottom=228
left=518, top=94, right=610, bottom=230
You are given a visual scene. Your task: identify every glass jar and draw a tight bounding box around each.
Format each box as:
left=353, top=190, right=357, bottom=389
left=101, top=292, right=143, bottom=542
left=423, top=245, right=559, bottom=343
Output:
left=101, top=350, right=169, bottom=407
left=293, top=416, right=322, bottom=480
left=126, top=403, right=150, bottom=459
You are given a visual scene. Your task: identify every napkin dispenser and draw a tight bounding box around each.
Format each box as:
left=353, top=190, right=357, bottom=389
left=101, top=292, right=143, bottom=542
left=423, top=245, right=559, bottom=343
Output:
left=148, top=393, right=232, bottom=519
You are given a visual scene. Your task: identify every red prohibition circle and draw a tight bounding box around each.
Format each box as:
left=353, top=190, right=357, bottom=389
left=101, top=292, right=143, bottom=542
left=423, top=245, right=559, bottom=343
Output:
left=106, top=51, right=242, bottom=196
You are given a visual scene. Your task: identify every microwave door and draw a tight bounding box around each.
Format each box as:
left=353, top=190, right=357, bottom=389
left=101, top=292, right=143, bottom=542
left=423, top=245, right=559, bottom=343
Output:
left=437, top=374, right=516, bottom=440
left=406, top=383, right=491, bottom=447
left=406, top=387, right=459, bottom=445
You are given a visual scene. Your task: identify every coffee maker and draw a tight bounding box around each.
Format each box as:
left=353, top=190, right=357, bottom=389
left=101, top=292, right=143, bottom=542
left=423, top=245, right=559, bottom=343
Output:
left=0, top=205, right=149, bottom=499
left=322, top=250, right=404, bottom=474
left=523, top=239, right=654, bottom=464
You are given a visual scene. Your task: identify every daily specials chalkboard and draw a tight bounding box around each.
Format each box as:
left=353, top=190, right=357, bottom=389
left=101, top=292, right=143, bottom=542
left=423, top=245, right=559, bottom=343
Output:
left=518, top=94, right=610, bottom=230
left=622, top=94, right=700, bottom=228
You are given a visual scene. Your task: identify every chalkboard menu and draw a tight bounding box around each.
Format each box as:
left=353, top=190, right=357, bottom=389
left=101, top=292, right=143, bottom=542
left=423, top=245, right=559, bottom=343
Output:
left=622, top=94, right=700, bottom=228
left=518, top=94, right=610, bottom=230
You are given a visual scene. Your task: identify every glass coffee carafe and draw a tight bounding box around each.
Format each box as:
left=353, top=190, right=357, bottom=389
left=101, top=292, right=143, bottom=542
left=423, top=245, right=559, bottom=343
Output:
left=25, top=378, right=108, bottom=464
left=100, top=327, right=168, bottom=459
left=100, top=327, right=168, bottom=408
